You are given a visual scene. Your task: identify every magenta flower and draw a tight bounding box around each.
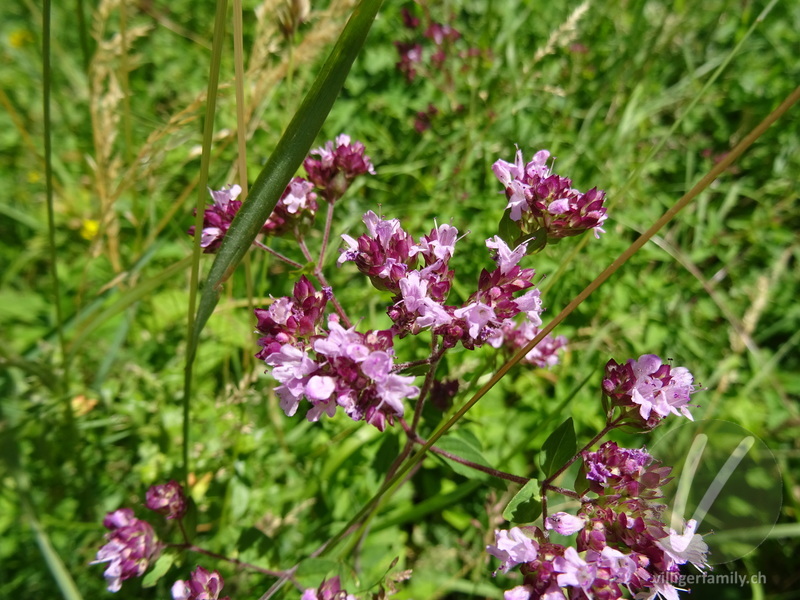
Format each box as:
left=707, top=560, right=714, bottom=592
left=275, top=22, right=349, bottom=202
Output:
left=603, top=354, right=698, bottom=427
left=303, top=134, right=375, bottom=201
left=486, top=527, right=539, bottom=574
left=554, top=547, right=596, bottom=592
left=545, top=512, right=586, bottom=536
left=503, top=586, right=535, bottom=600
left=188, top=185, right=243, bottom=253
left=145, top=480, right=187, bottom=520
left=493, top=147, right=608, bottom=245
left=263, top=177, right=319, bottom=236
left=656, top=519, right=709, bottom=571
left=189, top=178, right=319, bottom=252
left=254, top=276, right=329, bottom=359
left=259, top=311, right=418, bottom=432
left=301, top=576, right=357, bottom=600
left=172, top=566, right=230, bottom=600
left=488, top=317, right=567, bottom=368
left=486, top=236, right=528, bottom=274
left=490, top=440, right=708, bottom=600
left=581, top=441, right=672, bottom=501
left=91, top=508, right=161, bottom=592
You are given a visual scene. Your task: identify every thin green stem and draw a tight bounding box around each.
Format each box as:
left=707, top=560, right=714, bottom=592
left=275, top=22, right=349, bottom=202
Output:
left=169, top=542, right=283, bottom=577
left=184, top=0, right=229, bottom=484
left=402, top=423, right=529, bottom=485
left=75, top=0, right=90, bottom=71
left=295, top=231, right=352, bottom=326
left=317, top=200, right=336, bottom=267
left=42, top=0, right=65, bottom=377
left=252, top=239, right=304, bottom=269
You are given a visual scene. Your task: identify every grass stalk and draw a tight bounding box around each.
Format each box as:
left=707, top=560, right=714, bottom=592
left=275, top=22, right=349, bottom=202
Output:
left=184, top=0, right=230, bottom=484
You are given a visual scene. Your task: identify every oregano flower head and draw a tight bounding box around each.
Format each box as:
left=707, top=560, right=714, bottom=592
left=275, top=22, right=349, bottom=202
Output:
left=172, top=566, right=230, bottom=600
left=145, top=480, right=187, bottom=520
left=91, top=508, right=161, bottom=592
left=304, top=134, right=375, bottom=202
left=603, top=354, right=698, bottom=428
left=493, top=148, right=608, bottom=245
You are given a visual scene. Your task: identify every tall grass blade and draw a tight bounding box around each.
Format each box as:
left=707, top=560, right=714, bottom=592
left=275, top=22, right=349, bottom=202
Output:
left=42, top=0, right=65, bottom=372
left=191, top=0, right=384, bottom=345
left=184, top=0, right=229, bottom=483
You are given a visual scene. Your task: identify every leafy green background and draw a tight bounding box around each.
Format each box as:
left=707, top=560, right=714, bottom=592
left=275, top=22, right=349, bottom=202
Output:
left=2, top=0, right=799, bottom=598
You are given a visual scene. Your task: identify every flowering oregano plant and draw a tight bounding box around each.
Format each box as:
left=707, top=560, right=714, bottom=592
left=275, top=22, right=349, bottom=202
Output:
left=97, top=137, right=712, bottom=600
left=487, top=356, right=705, bottom=600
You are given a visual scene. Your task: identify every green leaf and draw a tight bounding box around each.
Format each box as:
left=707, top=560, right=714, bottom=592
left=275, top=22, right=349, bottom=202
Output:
left=142, top=552, right=176, bottom=588
left=574, top=461, right=590, bottom=496
left=295, top=558, right=340, bottom=587
left=436, top=434, right=493, bottom=481
left=539, top=417, right=577, bottom=479
left=502, top=479, right=542, bottom=524
left=497, top=209, right=518, bottom=247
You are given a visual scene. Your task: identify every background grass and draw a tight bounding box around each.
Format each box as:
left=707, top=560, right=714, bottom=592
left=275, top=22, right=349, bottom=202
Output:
left=1, top=0, right=799, bottom=598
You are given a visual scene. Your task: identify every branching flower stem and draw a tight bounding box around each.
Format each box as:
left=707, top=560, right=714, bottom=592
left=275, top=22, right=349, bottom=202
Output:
left=317, top=199, right=337, bottom=269
left=173, top=517, right=284, bottom=577
left=410, top=339, right=444, bottom=433
left=294, top=229, right=352, bottom=327
left=401, top=422, right=530, bottom=485
left=540, top=415, right=625, bottom=522
left=168, top=542, right=283, bottom=577
left=252, top=239, right=303, bottom=269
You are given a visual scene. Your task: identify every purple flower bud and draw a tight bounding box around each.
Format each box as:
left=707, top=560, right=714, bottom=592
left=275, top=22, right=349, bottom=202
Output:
left=91, top=509, right=161, bottom=592
left=145, top=480, right=187, bottom=520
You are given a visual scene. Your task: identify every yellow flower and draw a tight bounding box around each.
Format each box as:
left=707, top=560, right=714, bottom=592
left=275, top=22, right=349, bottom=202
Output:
left=9, top=30, right=34, bottom=48
left=81, top=219, right=100, bottom=240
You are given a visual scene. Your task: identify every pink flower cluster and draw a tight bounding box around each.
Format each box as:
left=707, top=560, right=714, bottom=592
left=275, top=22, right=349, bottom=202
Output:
left=188, top=184, right=245, bottom=253
left=303, top=134, right=375, bottom=202
left=493, top=148, right=608, bottom=245
left=255, top=277, right=418, bottom=431
left=91, top=508, right=161, bottom=592
left=488, top=317, right=567, bottom=368
left=602, top=354, right=698, bottom=428
left=172, top=566, right=230, bottom=600
left=339, top=213, right=545, bottom=351
left=145, top=479, right=187, bottom=520
left=262, top=177, right=318, bottom=236
left=93, top=481, right=231, bottom=598
left=188, top=135, right=373, bottom=251
left=487, top=444, right=709, bottom=600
